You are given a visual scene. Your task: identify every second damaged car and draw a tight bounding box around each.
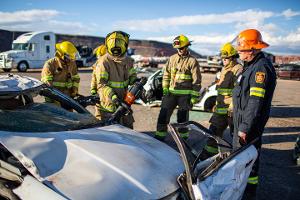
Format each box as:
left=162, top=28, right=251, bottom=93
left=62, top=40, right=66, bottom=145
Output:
left=0, top=74, right=257, bottom=200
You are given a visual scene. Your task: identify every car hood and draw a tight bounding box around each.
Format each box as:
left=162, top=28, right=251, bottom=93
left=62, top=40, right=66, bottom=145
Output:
left=0, top=74, right=43, bottom=94
left=0, top=50, right=26, bottom=57
left=0, top=125, right=184, bottom=200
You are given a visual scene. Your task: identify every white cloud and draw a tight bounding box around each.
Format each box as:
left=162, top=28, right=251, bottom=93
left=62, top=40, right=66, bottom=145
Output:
left=115, top=9, right=274, bottom=32
left=0, top=9, right=60, bottom=25
left=148, top=27, right=300, bottom=56
left=0, top=9, right=98, bottom=35
left=281, top=9, right=300, bottom=19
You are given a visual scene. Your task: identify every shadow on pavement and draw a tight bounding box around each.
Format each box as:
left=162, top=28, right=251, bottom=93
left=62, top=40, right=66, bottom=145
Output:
left=270, top=106, right=300, bottom=118
left=258, top=147, right=300, bottom=200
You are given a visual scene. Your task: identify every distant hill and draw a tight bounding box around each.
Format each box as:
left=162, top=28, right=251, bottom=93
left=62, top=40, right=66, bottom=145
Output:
left=0, top=29, right=202, bottom=58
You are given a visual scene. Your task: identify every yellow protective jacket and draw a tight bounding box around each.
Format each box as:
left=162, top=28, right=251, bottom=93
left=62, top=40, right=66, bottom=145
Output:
left=215, top=61, right=242, bottom=115
left=163, top=53, right=202, bottom=96
left=41, top=57, right=80, bottom=97
left=96, top=54, right=136, bottom=113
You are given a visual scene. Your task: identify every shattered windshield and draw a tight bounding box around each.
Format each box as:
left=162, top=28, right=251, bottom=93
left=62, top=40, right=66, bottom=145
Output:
left=12, top=43, right=29, bottom=51
left=0, top=87, right=99, bottom=132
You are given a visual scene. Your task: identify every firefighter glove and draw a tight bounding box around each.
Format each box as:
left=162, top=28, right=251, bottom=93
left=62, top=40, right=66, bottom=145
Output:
left=190, top=96, right=200, bottom=105
left=163, top=88, right=169, bottom=96
left=112, top=94, right=120, bottom=106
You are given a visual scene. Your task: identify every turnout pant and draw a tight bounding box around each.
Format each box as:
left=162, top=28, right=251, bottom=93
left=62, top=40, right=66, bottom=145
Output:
left=204, top=113, right=233, bottom=154
left=156, top=95, right=190, bottom=139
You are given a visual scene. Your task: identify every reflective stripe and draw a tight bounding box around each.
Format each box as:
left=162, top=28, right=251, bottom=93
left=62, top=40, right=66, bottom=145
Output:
left=204, top=145, right=218, bottom=154
left=215, top=107, right=228, bottom=115
left=179, top=131, right=189, bottom=138
left=66, top=82, right=73, bottom=89
left=53, top=81, right=67, bottom=88
left=218, top=88, right=233, bottom=95
left=108, top=80, right=129, bottom=88
left=250, top=87, right=265, bottom=98
left=41, top=75, right=53, bottom=82
left=175, top=73, right=192, bottom=80
left=72, top=82, right=79, bottom=88
left=155, top=131, right=167, bottom=137
left=191, top=90, right=200, bottom=97
left=169, top=88, right=192, bottom=95
left=103, top=86, right=114, bottom=97
left=248, top=176, right=259, bottom=185
left=99, top=104, right=115, bottom=113
left=71, top=74, right=80, bottom=80
left=91, top=89, right=97, bottom=94
left=100, top=72, right=109, bottom=80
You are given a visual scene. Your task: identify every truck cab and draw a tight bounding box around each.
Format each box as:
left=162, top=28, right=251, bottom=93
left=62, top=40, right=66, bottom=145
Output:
left=0, top=31, right=55, bottom=72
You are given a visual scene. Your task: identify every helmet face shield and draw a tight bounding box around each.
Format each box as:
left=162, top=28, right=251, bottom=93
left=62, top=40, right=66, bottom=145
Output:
left=232, top=29, right=269, bottom=51
left=105, top=31, right=130, bottom=57
left=172, top=35, right=190, bottom=49
left=173, top=39, right=181, bottom=48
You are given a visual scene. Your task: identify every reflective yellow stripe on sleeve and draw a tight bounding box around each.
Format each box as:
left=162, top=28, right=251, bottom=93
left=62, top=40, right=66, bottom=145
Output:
left=250, top=87, right=265, bottom=98
left=72, top=82, right=79, bottom=88
left=100, top=72, right=109, bottom=80
left=41, top=75, right=53, bottom=82
left=71, top=74, right=80, bottom=80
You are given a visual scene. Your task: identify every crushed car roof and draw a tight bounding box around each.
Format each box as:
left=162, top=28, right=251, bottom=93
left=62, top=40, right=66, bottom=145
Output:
left=0, top=74, right=43, bottom=95
left=0, top=125, right=184, bottom=199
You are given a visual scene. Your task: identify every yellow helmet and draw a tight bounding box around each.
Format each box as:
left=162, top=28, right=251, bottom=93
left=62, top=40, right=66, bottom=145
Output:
left=105, top=31, right=130, bottom=57
left=173, top=34, right=190, bottom=49
left=220, top=42, right=238, bottom=58
left=94, top=44, right=107, bottom=57
left=56, top=41, right=78, bottom=60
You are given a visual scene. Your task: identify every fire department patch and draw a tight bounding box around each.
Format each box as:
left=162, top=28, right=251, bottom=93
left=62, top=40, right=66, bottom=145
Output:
left=255, top=72, right=265, bottom=83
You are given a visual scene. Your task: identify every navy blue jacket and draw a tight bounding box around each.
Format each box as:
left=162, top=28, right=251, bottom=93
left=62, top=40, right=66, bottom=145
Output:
left=233, top=52, right=277, bottom=142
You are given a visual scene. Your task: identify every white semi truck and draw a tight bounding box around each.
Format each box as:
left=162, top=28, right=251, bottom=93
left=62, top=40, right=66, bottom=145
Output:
left=0, top=31, right=56, bottom=72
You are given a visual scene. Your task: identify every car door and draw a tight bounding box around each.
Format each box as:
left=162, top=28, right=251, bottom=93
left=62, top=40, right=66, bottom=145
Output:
left=168, top=121, right=258, bottom=200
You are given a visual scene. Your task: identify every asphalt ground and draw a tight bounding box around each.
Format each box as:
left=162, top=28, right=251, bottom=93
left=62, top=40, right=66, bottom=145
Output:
left=1, top=68, right=300, bottom=200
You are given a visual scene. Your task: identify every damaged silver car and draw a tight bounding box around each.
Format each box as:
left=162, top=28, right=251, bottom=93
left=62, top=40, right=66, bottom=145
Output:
left=0, top=74, right=258, bottom=200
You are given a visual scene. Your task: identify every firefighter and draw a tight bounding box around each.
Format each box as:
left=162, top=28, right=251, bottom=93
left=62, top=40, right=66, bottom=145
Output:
left=232, top=29, right=277, bottom=198
left=95, top=31, right=136, bottom=128
left=155, top=34, right=202, bottom=140
left=41, top=41, right=80, bottom=100
left=203, top=43, right=242, bottom=157
left=91, top=44, right=107, bottom=95
left=90, top=44, right=106, bottom=119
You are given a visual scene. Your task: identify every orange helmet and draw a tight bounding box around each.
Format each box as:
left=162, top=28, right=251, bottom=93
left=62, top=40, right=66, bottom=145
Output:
left=236, top=29, right=269, bottom=51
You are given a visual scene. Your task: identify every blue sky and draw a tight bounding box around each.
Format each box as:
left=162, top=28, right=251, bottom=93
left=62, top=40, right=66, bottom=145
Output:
left=1, top=0, right=300, bottom=55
